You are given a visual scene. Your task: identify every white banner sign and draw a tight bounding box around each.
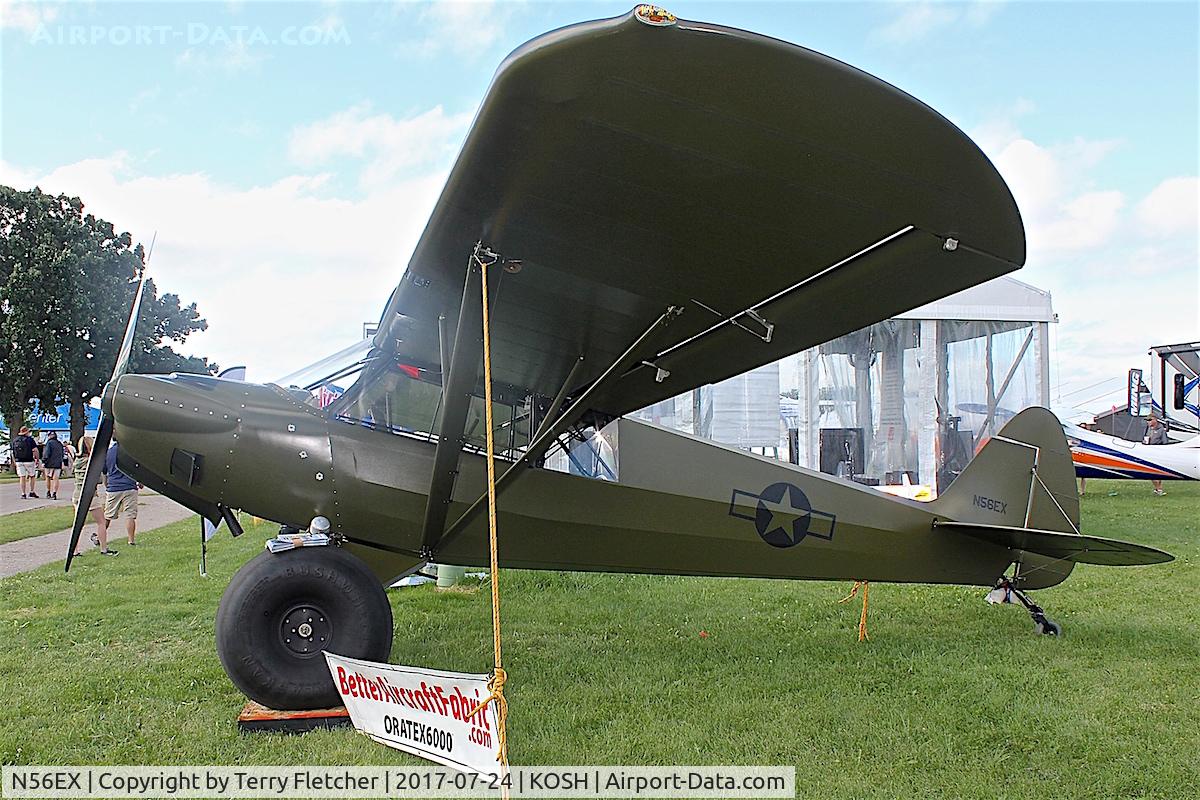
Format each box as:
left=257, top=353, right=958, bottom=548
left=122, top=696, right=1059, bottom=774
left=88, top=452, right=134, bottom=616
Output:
left=324, top=653, right=502, bottom=776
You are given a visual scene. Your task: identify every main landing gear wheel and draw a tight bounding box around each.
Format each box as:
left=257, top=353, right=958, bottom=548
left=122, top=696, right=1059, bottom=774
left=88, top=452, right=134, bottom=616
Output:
left=216, top=547, right=393, bottom=710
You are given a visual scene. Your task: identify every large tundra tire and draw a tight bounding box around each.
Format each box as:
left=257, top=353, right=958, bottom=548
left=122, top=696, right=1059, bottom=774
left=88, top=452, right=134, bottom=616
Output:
left=216, top=546, right=393, bottom=710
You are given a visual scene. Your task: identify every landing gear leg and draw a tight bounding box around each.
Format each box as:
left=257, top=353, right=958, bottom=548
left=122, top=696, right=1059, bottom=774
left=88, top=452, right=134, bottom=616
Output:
left=986, top=576, right=1062, bottom=636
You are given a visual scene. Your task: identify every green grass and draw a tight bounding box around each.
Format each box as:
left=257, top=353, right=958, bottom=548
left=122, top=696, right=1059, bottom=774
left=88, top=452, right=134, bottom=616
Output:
left=1, top=480, right=1196, bottom=798
left=0, top=505, right=76, bottom=544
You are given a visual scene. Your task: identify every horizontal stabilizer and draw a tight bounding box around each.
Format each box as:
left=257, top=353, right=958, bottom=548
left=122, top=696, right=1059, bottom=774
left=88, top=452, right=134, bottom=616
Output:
left=935, top=521, right=1174, bottom=567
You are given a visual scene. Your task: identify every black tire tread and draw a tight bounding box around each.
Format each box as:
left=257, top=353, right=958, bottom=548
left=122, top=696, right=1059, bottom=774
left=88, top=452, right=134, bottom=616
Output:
left=216, top=547, right=393, bottom=710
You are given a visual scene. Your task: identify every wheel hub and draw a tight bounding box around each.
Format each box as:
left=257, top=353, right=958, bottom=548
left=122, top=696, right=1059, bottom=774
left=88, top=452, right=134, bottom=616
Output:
left=279, top=604, right=331, bottom=657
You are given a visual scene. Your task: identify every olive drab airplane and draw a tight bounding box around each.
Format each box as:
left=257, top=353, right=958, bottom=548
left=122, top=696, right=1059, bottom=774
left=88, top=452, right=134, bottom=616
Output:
left=67, top=6, right=1173, bottom=711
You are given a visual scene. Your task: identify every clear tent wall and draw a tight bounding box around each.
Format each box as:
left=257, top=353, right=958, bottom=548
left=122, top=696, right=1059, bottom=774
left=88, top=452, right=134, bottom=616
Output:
left=791, top=317, right=1049, bottom=493
left=629, top=276, right=1055, bottom=496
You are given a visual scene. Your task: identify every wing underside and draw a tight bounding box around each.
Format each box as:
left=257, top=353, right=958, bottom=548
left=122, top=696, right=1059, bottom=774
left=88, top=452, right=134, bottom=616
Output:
left=368, top=8, right=1026, bottom=421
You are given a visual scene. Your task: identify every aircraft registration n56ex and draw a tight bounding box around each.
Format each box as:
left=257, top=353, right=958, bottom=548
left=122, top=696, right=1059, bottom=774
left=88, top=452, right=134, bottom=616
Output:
left=67, top=6, right=1172, bottom=711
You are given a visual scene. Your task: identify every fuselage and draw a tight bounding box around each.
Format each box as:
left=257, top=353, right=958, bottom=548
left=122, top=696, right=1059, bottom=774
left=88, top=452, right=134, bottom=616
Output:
left=109, top=373, right=1044, bottom=589
left=1064, top=424, right=1200, bottom=481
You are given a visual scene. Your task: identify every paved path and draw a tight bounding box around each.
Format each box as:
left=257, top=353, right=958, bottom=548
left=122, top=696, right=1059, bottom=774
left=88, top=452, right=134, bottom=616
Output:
left=0, top=490, right=194, bottom=578
left=1, top=476, right=75, bottom=514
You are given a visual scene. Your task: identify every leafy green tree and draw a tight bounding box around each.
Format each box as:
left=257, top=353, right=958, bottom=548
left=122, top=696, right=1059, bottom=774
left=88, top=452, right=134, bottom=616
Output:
left=129, top=278, right=217, bottom=374
left=0, top=185, right=217, bottom=445
left=56, top=211, right=144, bottom=445
left=0, top=187, right=80, bottom=437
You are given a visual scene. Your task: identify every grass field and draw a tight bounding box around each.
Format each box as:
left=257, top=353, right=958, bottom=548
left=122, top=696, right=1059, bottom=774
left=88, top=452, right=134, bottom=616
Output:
left=0, top=505, right=77, bottom=545
left=1, top=479, right=1196, bottom=798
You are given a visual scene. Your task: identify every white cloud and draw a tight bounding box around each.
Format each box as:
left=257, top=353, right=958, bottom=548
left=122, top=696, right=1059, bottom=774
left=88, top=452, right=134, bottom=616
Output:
left=289, top=104, right=471, bottom=188
left=988, top=137, right=1126, bottom=255
left=0, top=0, right=58, bottom=33
left=872, top=0, right=1003, bottom=45
left=1136, top=176, right=1199, bottom=237
left=391, top=0, right=519, bottom=59
left=966, top=106, right=1196, bottom=411
left=0, top=159, right=39, bottom=188
left=175, top=40, right=268, bottom=74
left=128, top=85, right=162, bottom=115
left=1049, top=265, right=1197, bottom=415
left=963, top=0, right=1004, bottom=28
left=1035, top=189, right=1125, bottom=252
left=0, top=147, right=452, bottom=378
left=873, top=2, right=957, bottom=45
left=973, top=108, right=1126, bottom=258
left=312, top=11, right=345, bottom=37
left=968, top=97, right=1035, bottom=152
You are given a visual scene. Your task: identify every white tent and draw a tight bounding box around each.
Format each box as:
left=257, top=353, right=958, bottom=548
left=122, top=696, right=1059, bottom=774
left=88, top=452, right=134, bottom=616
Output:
left=790, top=275, right=1055, bottom=491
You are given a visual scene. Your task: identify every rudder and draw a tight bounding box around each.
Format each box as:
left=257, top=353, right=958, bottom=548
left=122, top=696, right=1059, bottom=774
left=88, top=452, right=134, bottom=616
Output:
left=932, top=407, right=1081, bottom=588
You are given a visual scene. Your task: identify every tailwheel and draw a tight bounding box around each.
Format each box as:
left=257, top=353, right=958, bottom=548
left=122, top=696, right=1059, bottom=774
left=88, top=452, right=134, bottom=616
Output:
left=987, top=576, right=1063, bottom=637
left=216, top=546, right=393, bottom=710
left=1034, top=617, right=1062, bottom=637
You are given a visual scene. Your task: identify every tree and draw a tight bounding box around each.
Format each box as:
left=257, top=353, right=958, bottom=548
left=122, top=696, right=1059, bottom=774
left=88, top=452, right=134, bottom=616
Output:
left=0, top=185, right=218, bottom=445
left=128, top=278, right=217, bottom=375
left=0, top=187, right=82, bottom=437
left=56, top=210, right=145, bottom=446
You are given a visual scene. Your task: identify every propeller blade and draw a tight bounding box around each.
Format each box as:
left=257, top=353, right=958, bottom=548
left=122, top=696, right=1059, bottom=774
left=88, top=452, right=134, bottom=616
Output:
left=110, top=232, right=154, bottom=381
left=110, top=274, right=147, bottom=382
left=66, top=233, right=152, bottom=571
left=65, top=415, right=113, bottom=571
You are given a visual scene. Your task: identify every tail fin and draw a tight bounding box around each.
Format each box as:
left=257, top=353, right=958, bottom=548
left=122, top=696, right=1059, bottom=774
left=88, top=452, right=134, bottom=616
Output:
left=933, top=407, right=1083, bottom=588
left=933, top=408, right=1171, bottom=586
left=933, top=407, right=1080, bottom=534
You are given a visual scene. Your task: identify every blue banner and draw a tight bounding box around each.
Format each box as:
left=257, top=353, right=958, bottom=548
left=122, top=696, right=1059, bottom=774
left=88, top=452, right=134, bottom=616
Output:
left=0, top=401, right=101, bottom=433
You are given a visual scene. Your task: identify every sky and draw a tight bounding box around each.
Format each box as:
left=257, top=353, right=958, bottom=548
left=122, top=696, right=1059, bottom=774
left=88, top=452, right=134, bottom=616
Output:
left=1, top=0, right=1196, bottom=416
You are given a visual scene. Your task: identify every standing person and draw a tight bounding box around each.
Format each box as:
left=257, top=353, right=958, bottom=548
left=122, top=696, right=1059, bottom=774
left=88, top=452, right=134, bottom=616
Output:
left=42, top=431, right=65, bottom=500
left=1144, top=414, right=1170, bottom=496
left=103, top=439, right=140, bottom=546
left=72, top=435, right=116, bottom=557
left=11, top=425, right=41, bottom=499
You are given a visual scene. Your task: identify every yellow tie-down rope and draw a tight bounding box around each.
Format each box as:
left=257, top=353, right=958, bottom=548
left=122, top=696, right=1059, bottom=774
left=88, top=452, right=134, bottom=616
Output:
left=469, top=253, right=510, bottom=784
left=838, top=580, right=871, bottom=641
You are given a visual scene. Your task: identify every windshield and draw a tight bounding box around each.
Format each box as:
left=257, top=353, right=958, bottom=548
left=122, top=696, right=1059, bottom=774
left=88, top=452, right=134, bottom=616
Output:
left=332, top=357, right=532, bottom=458
left=272, top=339, right=376, bottom=411
left=275, top=339, right=374, bottom=392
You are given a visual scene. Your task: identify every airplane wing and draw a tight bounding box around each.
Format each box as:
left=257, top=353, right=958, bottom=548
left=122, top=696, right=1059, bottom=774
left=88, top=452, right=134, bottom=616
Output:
left=370, top=7, right=1025, bottom=421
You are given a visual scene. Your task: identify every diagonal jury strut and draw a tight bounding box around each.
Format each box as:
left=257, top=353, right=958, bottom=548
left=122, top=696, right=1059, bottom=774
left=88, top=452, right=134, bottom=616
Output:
left=430, top=304, right=684, bottom=555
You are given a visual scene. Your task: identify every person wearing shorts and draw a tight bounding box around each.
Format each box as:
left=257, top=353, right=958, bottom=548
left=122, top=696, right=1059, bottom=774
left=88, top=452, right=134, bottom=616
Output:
left=103, top=440, right=139, bottom=546
left=73, top=435, right=115, bottom=557
left=11, top=426, right=41, bottom=499
left=42, top=431, right=65, bottom=499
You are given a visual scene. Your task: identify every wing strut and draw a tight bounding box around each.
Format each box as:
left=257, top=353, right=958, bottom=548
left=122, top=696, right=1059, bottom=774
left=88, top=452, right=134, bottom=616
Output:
left=533, top=354, right=585, bottom=442
left=417, top=243, right=502, bottom=558
left=430, top=302, right=683, bottom=555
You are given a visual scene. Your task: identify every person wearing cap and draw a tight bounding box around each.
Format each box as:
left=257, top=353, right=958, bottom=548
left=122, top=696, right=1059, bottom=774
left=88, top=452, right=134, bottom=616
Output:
left=11, top=426, right=41, bottom=499
left=1144, top=414, right=1169, bottom=495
